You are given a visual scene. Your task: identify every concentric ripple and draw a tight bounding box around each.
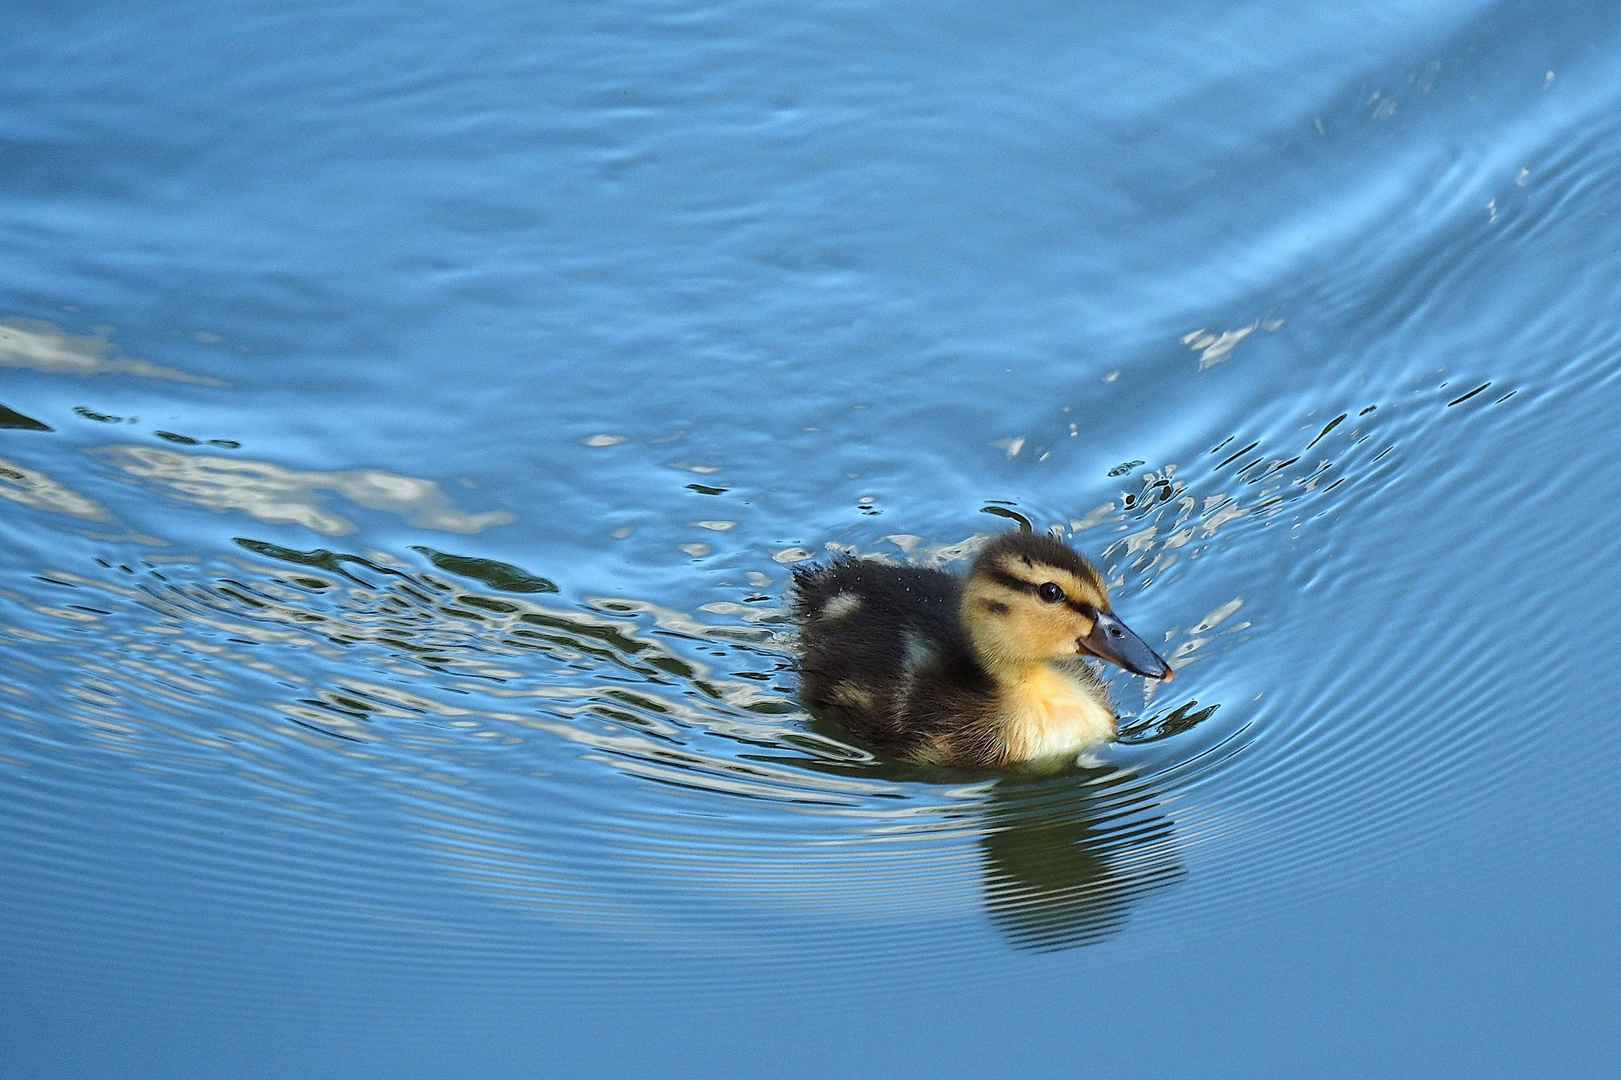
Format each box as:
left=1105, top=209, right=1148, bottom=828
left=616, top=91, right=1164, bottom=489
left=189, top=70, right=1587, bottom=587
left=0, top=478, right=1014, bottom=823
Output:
left=3, top=311, right=1611, bottom=996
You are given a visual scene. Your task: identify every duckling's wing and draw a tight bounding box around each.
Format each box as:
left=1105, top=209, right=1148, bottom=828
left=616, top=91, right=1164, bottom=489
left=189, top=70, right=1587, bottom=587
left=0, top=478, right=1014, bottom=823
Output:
left=791, top=559, right=985, bottom=754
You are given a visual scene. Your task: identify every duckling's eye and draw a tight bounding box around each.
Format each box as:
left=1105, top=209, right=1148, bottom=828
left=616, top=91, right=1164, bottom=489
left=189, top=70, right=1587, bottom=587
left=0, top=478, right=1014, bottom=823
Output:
left=1038, top=582, right=1065, bottom=604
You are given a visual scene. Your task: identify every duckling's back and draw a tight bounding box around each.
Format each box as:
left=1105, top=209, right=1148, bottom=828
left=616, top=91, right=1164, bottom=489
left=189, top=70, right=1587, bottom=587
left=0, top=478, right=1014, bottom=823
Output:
left=791, top=558, right=998, bottom=762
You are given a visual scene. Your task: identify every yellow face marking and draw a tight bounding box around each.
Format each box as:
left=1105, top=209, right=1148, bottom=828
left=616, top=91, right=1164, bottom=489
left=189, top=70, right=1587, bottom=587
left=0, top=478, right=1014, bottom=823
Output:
left=963, top=558, right=1113, bottom=669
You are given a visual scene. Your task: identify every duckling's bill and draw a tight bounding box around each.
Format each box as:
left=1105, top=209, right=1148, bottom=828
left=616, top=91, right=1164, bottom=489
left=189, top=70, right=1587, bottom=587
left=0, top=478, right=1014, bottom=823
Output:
left=1080, top=611, right=1174, bottom=681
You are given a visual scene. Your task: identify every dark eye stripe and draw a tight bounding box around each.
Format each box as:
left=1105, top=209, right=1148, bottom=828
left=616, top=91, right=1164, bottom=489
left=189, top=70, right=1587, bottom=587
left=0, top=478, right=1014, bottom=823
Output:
left=983, top=567, right=1041, bottom=595
left=984, top=565, right=1104, bottom=614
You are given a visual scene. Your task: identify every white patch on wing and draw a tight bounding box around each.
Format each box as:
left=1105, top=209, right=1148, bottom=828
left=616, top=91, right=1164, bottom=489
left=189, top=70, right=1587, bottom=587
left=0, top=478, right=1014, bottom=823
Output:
left=902, top=631, right=936, bottom=674
left=820, top=591, right=862, bottom=620
left=896, top=630, right=938, bottom=714
left=831, top=681, right=875, bottom=711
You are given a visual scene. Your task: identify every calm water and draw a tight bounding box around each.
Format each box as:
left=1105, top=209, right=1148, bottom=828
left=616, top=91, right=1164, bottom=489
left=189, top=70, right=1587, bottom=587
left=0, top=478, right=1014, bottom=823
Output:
left=4, top=1, right=1621, bottom=1076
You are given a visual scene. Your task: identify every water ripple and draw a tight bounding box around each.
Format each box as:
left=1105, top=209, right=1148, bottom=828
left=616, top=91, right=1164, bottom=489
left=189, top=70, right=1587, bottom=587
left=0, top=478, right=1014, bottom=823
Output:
left=1, top=345, right=1597, bottom=993
left=3, top=0, right=1621, bottom=1022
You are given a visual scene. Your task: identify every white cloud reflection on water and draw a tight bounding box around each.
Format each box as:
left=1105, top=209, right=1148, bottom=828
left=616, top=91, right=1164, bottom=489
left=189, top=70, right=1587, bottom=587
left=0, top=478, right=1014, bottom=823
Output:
left=0, top=456, right=112, bottom=521
left=0, top=318, right=226, bottom=386
left=95, top=445, right=516, bottom=536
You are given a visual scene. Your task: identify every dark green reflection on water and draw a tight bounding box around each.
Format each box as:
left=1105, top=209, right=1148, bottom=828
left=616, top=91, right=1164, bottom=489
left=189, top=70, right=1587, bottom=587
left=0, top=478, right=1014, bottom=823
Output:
left=0, top=403, right=51, bottom=430
left=412, top=546, right=558, bottom=594
left=790, top=741, right=1186, bottom=952
left=979, top=772, right=1183, bottom=952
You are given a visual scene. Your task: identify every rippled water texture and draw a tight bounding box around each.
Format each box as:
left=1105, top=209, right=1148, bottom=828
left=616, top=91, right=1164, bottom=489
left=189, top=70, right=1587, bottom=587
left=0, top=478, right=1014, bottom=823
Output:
left=4, top=1, right=1621, bottom=1076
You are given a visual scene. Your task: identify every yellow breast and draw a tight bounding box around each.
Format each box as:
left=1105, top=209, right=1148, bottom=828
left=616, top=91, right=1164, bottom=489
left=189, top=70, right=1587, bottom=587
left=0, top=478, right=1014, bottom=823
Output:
left=997, top=662, right=1116, bottom=763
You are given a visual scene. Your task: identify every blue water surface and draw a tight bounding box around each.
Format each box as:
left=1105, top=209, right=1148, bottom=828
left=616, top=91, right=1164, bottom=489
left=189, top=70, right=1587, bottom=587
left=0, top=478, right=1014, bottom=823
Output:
left=3, top=0, right=1621, bottom=1076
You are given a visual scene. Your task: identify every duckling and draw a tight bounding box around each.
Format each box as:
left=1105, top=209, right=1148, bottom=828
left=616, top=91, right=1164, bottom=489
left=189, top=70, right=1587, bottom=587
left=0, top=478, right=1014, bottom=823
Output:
left=792, top=529, right=1172, bottom=768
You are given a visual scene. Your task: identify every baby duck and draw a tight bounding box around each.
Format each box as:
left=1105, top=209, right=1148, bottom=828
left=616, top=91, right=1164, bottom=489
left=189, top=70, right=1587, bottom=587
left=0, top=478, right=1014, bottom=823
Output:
left=792, top=529, right=1172, bottom=768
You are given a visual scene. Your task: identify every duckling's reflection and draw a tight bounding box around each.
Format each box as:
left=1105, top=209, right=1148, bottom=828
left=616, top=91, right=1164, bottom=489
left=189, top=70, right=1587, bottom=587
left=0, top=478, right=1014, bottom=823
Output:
left=976, top=768, right=1183, bottom=952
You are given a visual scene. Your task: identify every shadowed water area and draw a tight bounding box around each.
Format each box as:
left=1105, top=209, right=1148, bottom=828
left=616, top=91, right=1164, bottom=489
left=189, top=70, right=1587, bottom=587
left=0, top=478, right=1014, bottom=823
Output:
left=3, top=1, right=1621, bottom=1076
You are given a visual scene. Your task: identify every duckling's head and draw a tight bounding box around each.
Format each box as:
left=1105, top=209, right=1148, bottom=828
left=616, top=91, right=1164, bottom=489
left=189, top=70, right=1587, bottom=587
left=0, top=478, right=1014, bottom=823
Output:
left=961, top=531, right=1173, bottom=680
